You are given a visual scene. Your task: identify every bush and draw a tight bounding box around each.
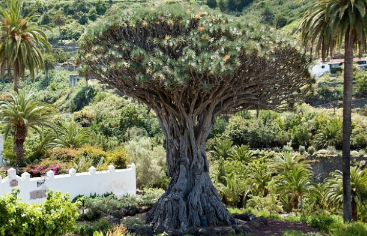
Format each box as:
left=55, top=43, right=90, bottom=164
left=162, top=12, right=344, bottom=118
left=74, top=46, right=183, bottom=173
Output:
left=70, top=86, right=96, bottom=112
left=53, top=48, right=70, bottom=63
left=281, top=231, right=305, bottom=236
left=106, top=149, right=128, bottom=169
left=81, top=195, right=121, bottom=221
left=125, top=137, right=166, bottom=188
left=307, top=146, right=315, bottom=155
left=74, top=110, right=97, bottom=127
left=299, top=145, right=306, bottom=155
left=76, top=219, right=110, bottom=236
left=0, top=189, right=79, bottom=236
left=305, top=214, right=335, bottom=233
left=47, top=147, right=81, bottom=162
left=22, top=159, right=70, bottom=177
left=331, top=222, right=367, bottom=236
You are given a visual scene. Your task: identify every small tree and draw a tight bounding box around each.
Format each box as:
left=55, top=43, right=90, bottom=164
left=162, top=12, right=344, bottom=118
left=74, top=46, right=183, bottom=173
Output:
left=0, top=0, right=51, bottom=92
left=44, top=54, right=56, bottom=78
left=54, top=13, right=65, bottom=44
left=79, top=4, right=310, bottom=231
left=0, top=91, right=56, bottom=166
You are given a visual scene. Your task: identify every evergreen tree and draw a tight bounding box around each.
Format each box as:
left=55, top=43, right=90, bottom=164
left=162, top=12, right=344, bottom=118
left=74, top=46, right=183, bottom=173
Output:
left=79, top=4, right=310, bottom=232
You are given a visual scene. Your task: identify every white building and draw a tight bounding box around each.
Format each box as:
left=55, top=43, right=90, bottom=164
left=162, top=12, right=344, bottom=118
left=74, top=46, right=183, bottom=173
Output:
left=311, top=57, right=367, bottom=77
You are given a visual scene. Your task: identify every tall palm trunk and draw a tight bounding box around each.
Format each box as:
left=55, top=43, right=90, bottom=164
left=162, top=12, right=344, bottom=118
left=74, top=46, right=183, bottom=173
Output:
left=14, top=126, right=26, bottom=166
left=351, top=199, right=358, bottom=221
left=342, top=29, right=353, bottom=223
left=13, top=60, right=19, bottom=93
left=59, top=25, right=62, bottom=44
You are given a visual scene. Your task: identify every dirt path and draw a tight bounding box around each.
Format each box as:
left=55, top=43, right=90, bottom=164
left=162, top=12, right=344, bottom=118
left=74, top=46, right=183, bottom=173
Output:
left=248, top=219, right=318, bottom=236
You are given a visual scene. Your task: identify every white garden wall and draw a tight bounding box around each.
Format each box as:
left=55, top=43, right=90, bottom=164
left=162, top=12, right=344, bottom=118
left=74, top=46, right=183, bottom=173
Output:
left=0, top=135, right=3, bottom=166
left=0, top=164, right=136, bottom=203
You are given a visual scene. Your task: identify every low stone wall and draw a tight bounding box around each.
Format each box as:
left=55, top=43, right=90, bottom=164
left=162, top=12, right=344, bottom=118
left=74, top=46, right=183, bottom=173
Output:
left=0, top=164, right=136, bottom=203
left=311, top=156, right=367, bottom=183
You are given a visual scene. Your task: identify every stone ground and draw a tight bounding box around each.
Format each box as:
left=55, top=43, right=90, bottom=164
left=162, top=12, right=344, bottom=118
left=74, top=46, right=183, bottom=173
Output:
left=248, top=218, right=318, bottom=236
left=105, top=208, right=320, bottom=236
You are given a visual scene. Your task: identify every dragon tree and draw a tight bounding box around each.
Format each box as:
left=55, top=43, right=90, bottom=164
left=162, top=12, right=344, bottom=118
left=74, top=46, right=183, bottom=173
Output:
left=79, top=4, right=311, bottom=232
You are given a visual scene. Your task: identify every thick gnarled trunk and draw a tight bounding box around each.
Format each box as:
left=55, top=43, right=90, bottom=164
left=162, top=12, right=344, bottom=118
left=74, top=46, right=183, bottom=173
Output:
left=146, top=111, right=234, bottom=232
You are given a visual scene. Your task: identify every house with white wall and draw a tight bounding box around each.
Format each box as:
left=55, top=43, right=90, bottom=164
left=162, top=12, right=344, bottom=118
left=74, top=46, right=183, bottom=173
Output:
left=311, top=57, right=367, bottom=77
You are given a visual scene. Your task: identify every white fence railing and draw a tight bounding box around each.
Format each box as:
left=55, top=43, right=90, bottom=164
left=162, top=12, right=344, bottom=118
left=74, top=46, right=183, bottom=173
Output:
left=0, top=164, right=136, bottom=203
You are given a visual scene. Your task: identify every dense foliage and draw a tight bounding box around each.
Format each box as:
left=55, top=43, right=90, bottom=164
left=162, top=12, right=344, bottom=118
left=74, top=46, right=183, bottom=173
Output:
left=0, top=189, right=79, bottom=236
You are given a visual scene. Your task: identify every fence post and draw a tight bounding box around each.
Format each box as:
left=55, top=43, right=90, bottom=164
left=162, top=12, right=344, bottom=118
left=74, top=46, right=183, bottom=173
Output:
left=89, top=166, right=96, bottom=175
left=108, top=165, right=115, bottom=173
left=47, top=170, right=55, bottom=179
left=21, top=172, right=30, bottom=181
left=69, top=168, right=76, bottom=177
left=7, top=168, right=16, bottom=179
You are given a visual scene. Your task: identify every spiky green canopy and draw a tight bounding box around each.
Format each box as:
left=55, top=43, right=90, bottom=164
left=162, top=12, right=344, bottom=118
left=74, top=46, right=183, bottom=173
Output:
left=79, top=4, right=310, bottom=116
left=0, top=0, right=51, bottom=91
left=300, top=0, right=367, bottom=60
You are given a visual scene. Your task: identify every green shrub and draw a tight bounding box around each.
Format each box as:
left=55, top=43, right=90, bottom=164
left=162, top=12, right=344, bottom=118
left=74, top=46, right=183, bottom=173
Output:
left=82, top=195, right=122, bottom=221
left=125, top=137, right=166, bottom=188
left=106, top=149, right=128, bottom=169
left=53, top=48, right=70, bottom=63
left=305, top=214, right=335, bottom=233
left=281, top=231, right=305, bottom=236
left=0, top=189, right=79, bottom=236
left=299, top=145, right=306, bottom=155
left=70, top=86, right=96, bottom=112
left=77, top=219, right=110, bottom=236
left=331, top=222, right=367, bottom=236
left=47, top=147, right=81, bottom=162
left=121, top=217, right=146, bottom=230
left=307, top=146, right=315, bottom=155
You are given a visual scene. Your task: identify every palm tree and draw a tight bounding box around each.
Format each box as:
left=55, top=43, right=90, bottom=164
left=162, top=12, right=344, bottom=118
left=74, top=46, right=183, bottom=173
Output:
left=0, top=0, right=51, bottom=92
left=248, top=158, right=273, bottom=197
left=270, top=152, right=311, bottom=173
left=275, top=167, right=315, bottom=212
left=54, top=13, right=65, bottom=44
left=54, top=121, right=88, bottom=148
left=300, top=0, right=367, bottom=222
left=0, top=91, right=56, bottom=166
left=324, top=167, right=367, bottom=221
left=211, top=139, right=234, bottom=160
left=230, top=144, right=253, bottom=163
left=44, top=53, right=55, bottom=78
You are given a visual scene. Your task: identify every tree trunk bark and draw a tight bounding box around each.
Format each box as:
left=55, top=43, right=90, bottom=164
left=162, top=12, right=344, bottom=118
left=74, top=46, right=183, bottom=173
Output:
left=351, top=200, right=358, bottom=221
left=146, top=112, right=234, bottom=232
left=342, top=29, right=353, bottom=223
left=14, top=126, right=26, bottom=167
left=13, top=62, right=19, bottom=93
left=59, top=25, right=62, bottom=44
